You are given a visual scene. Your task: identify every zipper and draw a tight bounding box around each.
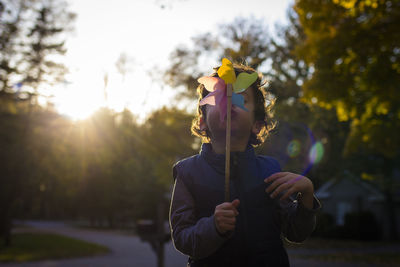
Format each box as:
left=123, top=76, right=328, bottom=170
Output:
left=233, top=153, right=238, bottom=168
left=232, top=153, right=249, bottom=254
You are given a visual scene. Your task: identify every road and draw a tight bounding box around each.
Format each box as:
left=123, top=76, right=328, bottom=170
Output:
left=2, top=221, right=186, bottom=267
left=0, top=221, right=393, bottom=267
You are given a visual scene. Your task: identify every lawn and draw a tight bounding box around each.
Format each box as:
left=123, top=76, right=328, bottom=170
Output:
left=0, top=233, right=110, bottom=262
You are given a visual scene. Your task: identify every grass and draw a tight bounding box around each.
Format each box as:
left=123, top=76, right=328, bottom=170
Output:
left=0, top=233, right=110, bottom=262
left=73, top=223, right=136, bottom=234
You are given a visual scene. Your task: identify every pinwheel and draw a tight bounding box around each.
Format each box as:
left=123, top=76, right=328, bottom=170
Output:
left=198, top=59, right=258, bottom=122
left=197, top=58, right=258, bottom=201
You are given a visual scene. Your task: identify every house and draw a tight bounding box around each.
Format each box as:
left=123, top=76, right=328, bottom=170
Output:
left=315, top=177, right=400, bottom=239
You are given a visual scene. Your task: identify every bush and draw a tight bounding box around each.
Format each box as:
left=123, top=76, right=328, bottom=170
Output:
left=343, top=211, right=381, bottom=241
left=313, top=211, right=381, bottom=240
left=313, top=212, right=336, bottom=237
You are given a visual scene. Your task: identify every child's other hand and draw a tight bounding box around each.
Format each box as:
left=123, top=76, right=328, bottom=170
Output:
left=264, top=172, right=314, bottom=208
left=214, top=199, right=240, bottom=235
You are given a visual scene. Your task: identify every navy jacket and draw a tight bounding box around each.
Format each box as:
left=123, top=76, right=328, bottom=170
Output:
left=170, top=143, right=320, bottom=267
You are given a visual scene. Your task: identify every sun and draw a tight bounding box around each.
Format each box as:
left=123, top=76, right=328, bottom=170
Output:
left=52, top=70, right=144, bottom=121
left=53, top=73, right=105, bottom=121
left=55, top=93, right=101, bottom=121
left=57, top=101, right=98, bottom=121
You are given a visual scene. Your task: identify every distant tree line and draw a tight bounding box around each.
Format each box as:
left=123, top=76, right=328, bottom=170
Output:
left=0, top=103, right=197, bottom=246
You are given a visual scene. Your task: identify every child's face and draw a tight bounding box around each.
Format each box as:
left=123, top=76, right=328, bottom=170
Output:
left=203, top=87, right=260, bottom=144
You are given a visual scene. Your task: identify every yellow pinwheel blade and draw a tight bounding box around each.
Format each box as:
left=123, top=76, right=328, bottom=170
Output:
left=233, top=72, right=258, bottom=93
left=217, top=58, right=236, bottom=84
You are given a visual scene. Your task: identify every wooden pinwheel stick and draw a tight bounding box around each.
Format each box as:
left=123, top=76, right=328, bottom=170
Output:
left=225, top=84, right=233, bottom=202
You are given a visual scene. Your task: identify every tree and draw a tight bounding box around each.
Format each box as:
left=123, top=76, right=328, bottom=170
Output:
left=0, top=0, right=75, bottom=101
left=295, top=0, right=400, bottom=239
left=162, top=15, right=347, bottom=187
left=0, top=0, right=75, bottom=246
left=0, top=109, right=28, bottom=246
left=67, top=107, right=196, bottom=227
left=0, top=0, right=23, bottom=93
left=258, top=9, right=349, bottom=188
left=141, top=107, right=197, bottom=189
left=163, top=17, right=271, bottom=99
left=295, top=0, right=400, bottom=157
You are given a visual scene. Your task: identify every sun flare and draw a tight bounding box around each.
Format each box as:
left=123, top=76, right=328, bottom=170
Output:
left=53, top=69, right=169, bottom=122
left=53, top=72, right=105, bottom=121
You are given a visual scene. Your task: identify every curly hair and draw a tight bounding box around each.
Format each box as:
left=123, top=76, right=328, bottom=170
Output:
left=191, top=62, right=276, bottom=146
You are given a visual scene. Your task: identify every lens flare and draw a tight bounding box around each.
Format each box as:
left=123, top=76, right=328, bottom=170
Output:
left=309, top=141, right=324, bottom=164
left=269, top=121, right=325, bottom=177
left=287, top=140, right=301, bottom=158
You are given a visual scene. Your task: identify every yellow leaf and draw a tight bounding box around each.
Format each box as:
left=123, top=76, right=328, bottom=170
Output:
left=350, top=107, right=357, bottom=118
left=334, top=0, right=357, bottom=9
left=361, top=172, right=375, bottom=181
left=218, top=58, right=236, bottom=84
left=336, top=101, right=349, bottom=121
left=376, top=102, right=389, bottom=115
left=319, top=101, right=333, bottom=109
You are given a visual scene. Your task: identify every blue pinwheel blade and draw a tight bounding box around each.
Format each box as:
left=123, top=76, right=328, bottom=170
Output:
left=232, top=93, right=248, bottom=111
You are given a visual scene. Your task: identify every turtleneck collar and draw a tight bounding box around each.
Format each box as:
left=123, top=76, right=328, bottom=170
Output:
left=199, top=143, right=256, bottom=174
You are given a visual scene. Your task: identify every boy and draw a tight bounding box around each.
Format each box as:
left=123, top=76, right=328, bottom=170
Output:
left=170, top=62, right=321, bottom=267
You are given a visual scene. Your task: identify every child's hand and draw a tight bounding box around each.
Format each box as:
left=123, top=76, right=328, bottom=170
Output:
left=264, top=172, right=314, bottom=209
left=214, top=199, right=240, bottom=235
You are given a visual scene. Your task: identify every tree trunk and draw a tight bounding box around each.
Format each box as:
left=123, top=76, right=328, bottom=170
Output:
left=156, top=200, right=165, bottom=267
left=384, top=191, right=398, bottom=241
left=108, top=214, right=114, bottom=228
left=0, top=205, right=13, bottom=247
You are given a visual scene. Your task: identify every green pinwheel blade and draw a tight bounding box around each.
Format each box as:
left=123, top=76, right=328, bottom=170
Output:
left=233, top=72, right=258, bottom=93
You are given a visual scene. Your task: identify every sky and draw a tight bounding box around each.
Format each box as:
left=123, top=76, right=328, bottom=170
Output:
left=52, top=0, right=294, bottom=121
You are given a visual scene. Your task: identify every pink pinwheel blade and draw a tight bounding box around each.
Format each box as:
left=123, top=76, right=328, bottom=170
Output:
left=199, top=90, right=218, bottom=106
left=197, top=76, right=225, bottom=92
left=214, top=87, right=225, bottom=106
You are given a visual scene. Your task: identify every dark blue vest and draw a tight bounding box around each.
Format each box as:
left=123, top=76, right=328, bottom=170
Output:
left=173, top=143, right=290, bottom=267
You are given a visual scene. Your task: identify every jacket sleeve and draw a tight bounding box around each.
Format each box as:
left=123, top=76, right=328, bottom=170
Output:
left=279, top=193, right=321, bottom=243
left=169, top=176, right=228, bottom=259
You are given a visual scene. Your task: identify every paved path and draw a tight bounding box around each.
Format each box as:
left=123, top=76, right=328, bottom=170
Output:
left=2, top=221, right=187, bottom=267
left=1, top=221, right=397, bottom=267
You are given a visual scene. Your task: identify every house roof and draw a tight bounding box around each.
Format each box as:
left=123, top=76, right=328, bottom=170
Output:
left=315, top=177, right=385, bottom=202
